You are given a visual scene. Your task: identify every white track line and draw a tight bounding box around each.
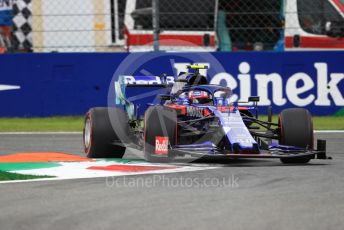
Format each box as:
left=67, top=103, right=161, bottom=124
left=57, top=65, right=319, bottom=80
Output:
left=315, top=131, right=344, bottom=133
left=0, top=132, right=82, bottom=135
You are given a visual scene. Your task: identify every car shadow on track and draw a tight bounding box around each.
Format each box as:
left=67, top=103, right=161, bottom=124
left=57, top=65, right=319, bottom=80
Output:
left=171, top=157, right=330, bottom=167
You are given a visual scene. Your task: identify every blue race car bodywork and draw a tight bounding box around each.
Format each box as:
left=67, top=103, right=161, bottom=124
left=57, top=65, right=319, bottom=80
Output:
left=105, top=65, right=328, bottom=163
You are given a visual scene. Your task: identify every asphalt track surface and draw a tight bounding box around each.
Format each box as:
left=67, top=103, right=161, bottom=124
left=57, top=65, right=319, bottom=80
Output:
left=0, top=133, right=343, bottom=230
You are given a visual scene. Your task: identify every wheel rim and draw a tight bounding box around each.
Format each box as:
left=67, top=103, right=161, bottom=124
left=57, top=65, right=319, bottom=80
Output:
left=84, top=118, right=92, bottom=149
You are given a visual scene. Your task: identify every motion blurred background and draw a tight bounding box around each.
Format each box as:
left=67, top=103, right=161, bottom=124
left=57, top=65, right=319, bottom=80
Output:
left=1, top=0, right=343, bottom=53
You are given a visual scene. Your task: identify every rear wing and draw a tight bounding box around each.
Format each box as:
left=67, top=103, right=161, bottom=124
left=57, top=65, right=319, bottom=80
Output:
left=115, top=75, right=175, bottom=119
left=122, top=75, right=175, bottom=87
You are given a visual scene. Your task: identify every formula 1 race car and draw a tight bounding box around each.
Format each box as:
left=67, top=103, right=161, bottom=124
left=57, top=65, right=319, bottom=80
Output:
left=83, top=64, right=328, bottom=164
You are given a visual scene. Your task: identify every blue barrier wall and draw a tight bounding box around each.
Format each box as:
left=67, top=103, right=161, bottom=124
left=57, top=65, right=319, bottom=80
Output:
left=0, top=52, right=343, bottom=117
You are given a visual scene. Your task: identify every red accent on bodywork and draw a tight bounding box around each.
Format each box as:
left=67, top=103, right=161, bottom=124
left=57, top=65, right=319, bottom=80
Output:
left=165, top=104, right=187, bottom=115
left=203, top=108, right=212, bottom=117
left=216, top=106, right=248, bottom=112
left=285, top=36, right=344, bottom=49
left=216, top=106, right=232, bottom=112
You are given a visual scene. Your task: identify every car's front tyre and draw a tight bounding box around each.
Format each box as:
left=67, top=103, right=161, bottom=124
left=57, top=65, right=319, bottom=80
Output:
left=278, top=108, right=313, bottom=164
left=83, top=107, right=129, bottom=158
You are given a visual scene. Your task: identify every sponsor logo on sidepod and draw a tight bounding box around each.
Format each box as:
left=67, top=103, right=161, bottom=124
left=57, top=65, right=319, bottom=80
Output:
left=155, top=136, right=169, bottom=155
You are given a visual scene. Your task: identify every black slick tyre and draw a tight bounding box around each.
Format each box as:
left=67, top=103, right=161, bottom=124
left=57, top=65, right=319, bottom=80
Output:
left=83, top=107, right=129, bottom=158
left=278, top=108, right=313, bottom=164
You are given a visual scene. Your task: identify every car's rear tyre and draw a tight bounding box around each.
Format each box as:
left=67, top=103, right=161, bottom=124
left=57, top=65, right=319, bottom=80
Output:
left=83, top=107, right=129, bottom=158
left=279, top=108, right=313, bottom=164
left=144, top=106, right=177, bottom=163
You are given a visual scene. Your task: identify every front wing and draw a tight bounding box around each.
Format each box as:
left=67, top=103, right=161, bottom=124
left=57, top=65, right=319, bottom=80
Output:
left=171, top=139, right=328, bottom=160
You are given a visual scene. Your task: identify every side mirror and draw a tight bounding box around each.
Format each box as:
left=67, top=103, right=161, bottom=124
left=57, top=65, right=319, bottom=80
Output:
left=325, top=21, right=344, bottom=37
left=248, top=96, right=260, bottom=102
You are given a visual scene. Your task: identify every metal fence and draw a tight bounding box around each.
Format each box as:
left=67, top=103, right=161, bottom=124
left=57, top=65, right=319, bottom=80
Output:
left=0, top=0, right=343, bottom=53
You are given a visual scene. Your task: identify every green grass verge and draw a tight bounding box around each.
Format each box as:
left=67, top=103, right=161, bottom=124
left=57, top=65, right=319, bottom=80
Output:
left=309, top=116, right=344, bottom=130
left=0, top=170, right=53, bottom=181
left=0, top=116, right=83, bottom=132
left=0, top=115, right=343, bottom=131
left=260, top=116, right=344, bottom=130
left=0, top=162, right=61, bottom=171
